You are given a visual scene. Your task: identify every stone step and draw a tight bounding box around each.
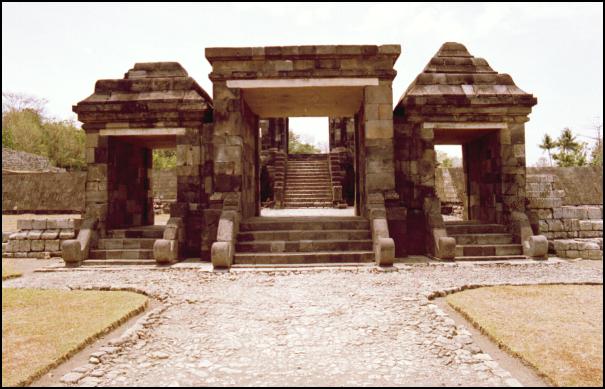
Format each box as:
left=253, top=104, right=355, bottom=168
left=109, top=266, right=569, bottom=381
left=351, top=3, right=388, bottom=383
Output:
left=283, top=190, right=333, bottom=195
left=233, top=251, right=374, bottom=264
left=453, top=255, right=528, bottom=262
left=284, top=202, right=334, bottom=208
left=287, top=175, right=330, bottom=179
left=286, top=178, right=331, bottom=182
left=286, top=161, right=329, bottom=169
left=97, top=238, right=157, bottom=250
left=450, top=233, right=513, bottom=245
left=89, top=249, right=154, bottom=260
left=240, top=217, right=370, bottom=232
left=287, top=167, right=329, bottom=170
left=287, top=154, right=328, bottom=160
left=455, top=244, right=523, bottom=257
left=445, top=224, right=508, bottom=235
left=107, top=227, right=164, bottom=239
left=237, top=229, right=372, bottom=242
left=235, top=239, right=373, bottom=253
left=82, top=259, right=156, bottom=266
left=284, top=194, right=333, bottom=200
left=287, top=165, right=329, bottom=169
left=444, top=220, right=483, bottom=225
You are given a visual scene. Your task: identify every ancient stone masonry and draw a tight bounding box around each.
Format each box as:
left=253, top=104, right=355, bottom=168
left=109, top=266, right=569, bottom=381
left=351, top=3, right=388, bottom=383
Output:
left=73, top=62, right=213, bottom=259
left=434, top=167, right=603, bottom=260
left=526, top=174, right=602, bottom=259
left=66, top=43, right=554, bottom=266
left=393, top=42, right=540, bottom=259
left=2, top=218, right=80, bottom=259
left=259, top=118, right=288, bottom=208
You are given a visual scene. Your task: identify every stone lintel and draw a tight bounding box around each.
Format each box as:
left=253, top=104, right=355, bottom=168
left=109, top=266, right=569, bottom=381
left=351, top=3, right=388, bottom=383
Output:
left=422, top=122, right=507, bottom=130
left=227, top=78, right=379, bottom=89
left=99, top=128, right=187, bottom=137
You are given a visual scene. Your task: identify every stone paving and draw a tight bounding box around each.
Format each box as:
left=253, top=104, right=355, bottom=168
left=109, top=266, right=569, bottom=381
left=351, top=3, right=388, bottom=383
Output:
left=4, top=260, right=602, bottom=386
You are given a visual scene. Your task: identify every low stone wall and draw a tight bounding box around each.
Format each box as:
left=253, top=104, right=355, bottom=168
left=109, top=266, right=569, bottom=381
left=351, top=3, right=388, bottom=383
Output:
left=435, top=166, right=603, bottom=206
left=435, top=167, right=603, bottom=259
left=2, top=218, right=81, bottom=259
left=151, top=169, right=176, bottom=201
left=2, top=169, right=176, bottom=214
left=526, top=174, right=603, bottom=259
left=527, top=166, right=603, bottom=206
left=2, top=171, right=87, bottom=213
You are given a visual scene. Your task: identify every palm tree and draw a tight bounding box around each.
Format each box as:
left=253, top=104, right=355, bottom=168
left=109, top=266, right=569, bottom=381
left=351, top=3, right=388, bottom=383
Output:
left=539, top=134, right=557, bottom=166
left=557, top=127, right=580, bottom=155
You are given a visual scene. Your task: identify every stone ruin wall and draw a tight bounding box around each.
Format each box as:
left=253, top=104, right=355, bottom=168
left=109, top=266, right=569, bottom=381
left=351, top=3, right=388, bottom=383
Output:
left=435, top=166, right=603, bottom=259
left=2, top=170, right=176, bottom=214
left=3, top=218, right=81, bottom=259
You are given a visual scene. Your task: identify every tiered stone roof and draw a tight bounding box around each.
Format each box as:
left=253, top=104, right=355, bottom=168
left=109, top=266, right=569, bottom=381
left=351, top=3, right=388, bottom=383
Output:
left=396, top=42, right=537, bottom=110
left=73, top=62, right=213, bottom=129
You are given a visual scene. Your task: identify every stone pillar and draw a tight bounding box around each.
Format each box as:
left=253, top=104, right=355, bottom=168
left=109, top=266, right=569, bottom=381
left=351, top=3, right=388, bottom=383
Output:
left=360, top=83, right=396, bottom=217
left=212, top=82, right=259, bottom=219
left=268, top=118, right=288, bottom=153
left=84, top=131, right=109, bottom=236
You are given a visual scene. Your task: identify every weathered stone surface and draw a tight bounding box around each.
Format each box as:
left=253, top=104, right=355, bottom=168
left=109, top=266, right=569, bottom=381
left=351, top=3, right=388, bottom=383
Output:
left=4, top=261, right=601, bottom=386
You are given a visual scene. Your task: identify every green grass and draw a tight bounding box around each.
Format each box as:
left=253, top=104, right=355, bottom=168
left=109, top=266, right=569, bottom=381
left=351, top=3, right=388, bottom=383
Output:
left=2, top=288, right=148, bottom=386
left=447, top=284, right=603, bottom=387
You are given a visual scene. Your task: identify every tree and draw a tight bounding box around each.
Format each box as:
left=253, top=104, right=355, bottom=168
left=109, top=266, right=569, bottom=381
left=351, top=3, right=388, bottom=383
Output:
left=2, top=91, right=85, bottom=169
left=436, top=150, right=462, bottom=168
left=538, top=133, right=557, bottom=166
left=590, top=123, right=602, bottom=167
left=288, top=129, right=320, bottom=154
left=153, top=149, right=177, bottom=169
left=590, top=139, right=603, bottom=167
left=552, top=127, right=588, bottom=167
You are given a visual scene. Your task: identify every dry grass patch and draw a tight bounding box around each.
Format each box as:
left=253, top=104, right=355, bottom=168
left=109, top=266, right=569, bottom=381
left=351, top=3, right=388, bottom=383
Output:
left=2, top=268, right=22, bottom=280
left=2, top=288, right=148, bottom=386
left=447, top=284, right=603, bottom=387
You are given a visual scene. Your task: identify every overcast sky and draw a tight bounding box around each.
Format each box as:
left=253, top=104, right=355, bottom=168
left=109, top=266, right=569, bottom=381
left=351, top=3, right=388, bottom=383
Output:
left=2, top=2, right=603, bottom=164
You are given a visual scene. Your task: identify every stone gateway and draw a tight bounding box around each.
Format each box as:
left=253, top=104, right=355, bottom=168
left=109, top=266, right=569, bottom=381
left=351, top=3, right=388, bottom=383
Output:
left=67, top=42, right=548, bottom=268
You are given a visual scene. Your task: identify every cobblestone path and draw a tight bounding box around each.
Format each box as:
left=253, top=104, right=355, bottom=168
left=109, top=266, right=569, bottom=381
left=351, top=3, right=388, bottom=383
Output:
left=5, top=260, right=602, bottom=386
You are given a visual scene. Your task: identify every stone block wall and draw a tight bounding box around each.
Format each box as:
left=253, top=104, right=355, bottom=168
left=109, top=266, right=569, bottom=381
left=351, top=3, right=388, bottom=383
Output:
left=526, top=173, right=603, bottom=259
left=2, top=171, right=86, bottom=213
left=107, top=139, right=153, bottom=228
left=2, top=218, right=81, bottom=258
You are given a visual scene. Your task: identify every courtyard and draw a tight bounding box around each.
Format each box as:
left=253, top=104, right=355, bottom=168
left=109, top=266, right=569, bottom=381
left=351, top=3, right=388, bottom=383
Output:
left=2, top=259, right=602, bottom=386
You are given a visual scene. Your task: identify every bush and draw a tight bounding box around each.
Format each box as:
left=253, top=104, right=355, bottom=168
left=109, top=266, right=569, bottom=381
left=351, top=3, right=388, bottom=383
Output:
left=152, top=149, right=177, bottom=169
left=2, top=93, right=85, bottom=170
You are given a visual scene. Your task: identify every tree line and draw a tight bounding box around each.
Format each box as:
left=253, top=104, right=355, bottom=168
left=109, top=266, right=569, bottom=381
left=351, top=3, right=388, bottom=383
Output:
left=539, top=127, right=602, bottom=167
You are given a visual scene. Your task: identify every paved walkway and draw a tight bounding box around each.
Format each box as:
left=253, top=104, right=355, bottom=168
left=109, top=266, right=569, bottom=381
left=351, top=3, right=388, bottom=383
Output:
left=4, top=260, right=603, bottom=386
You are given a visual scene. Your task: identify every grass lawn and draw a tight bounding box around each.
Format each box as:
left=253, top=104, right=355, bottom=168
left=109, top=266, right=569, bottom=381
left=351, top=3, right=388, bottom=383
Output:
left=2, top=288, right=148, bottom=386
left=2, top=268, right=21, bottom=280
left=447, top=284, right=603, bottom=387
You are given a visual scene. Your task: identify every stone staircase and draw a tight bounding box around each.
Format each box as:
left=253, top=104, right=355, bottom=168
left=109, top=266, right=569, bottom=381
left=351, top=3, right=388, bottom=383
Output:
left=445, top=220, right=526, bottom=261
left=284, top=154, right=333, bottom=208
left=233, top=216, right=374, bottom=265
left=83, top=225, right=165, bottom=265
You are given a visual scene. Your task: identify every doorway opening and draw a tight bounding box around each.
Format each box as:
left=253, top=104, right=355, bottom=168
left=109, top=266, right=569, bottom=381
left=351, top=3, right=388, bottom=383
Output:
left=435, top=145, right=464, bottom=221
left=259, top=116, right=357, bottom=217
left=106, top=136, right=177, bottom=230
left=434, top=128, right=502, bottom=224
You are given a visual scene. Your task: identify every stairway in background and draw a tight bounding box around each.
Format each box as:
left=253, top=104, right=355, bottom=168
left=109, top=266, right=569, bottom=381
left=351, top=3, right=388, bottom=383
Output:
left=233, top=216, right=374, bottom=265
left=445, top=220, right=526, bottom=261
left=83, top=225, right=164, bottom=265
left=284, top=154, right=333, bottom=208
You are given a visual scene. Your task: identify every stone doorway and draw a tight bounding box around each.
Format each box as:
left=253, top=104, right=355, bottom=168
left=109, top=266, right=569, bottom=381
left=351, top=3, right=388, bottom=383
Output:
left=259, top=116, right=358, bottom=215
left=105, top=134, right=178, bottom=230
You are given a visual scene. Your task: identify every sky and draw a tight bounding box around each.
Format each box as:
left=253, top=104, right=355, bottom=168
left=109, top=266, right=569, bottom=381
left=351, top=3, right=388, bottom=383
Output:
left=2, top=2, right=603, bottom=164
